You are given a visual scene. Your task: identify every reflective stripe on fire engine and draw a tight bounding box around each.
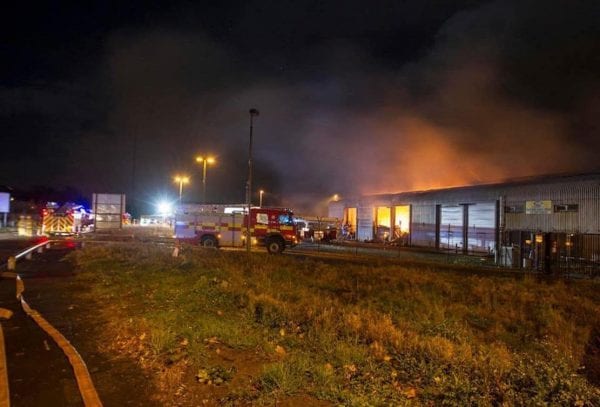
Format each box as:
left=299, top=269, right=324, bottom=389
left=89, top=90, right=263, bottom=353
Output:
left=42, top=214, right=74, bottom=233
left=185, top=223, right=288, bottom=235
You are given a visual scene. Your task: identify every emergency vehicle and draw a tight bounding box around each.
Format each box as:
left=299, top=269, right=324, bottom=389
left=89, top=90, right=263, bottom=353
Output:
left=41, top=202, right=90, bottom=236
left=175, top=206, right=298, bottom=253
left=294, top=216, right=340, bottom=241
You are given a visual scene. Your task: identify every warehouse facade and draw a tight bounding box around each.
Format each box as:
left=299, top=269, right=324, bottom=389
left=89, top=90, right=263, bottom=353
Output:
left=329, top=173, right=600, bottom=273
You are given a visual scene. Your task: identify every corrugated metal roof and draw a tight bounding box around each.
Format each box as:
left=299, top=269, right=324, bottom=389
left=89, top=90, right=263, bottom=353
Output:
left=364, top=172, right=600, bottom=203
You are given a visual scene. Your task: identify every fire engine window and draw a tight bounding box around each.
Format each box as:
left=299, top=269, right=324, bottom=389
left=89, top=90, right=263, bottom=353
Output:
left=278, top=214, right=294, bottom=225
left=256, top=213, right=269, bottom=224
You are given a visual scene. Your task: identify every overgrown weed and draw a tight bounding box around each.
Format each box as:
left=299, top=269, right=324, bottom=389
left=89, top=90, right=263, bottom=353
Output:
left=68, top=244, right=600, bottom=405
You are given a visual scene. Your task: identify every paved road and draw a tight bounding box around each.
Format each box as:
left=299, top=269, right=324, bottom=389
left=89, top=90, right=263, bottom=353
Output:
left=0, top=243, right=83, bottom=406
left=0, top=241, right=158, bottom=406
left=0, top=238, right=37, bottom=266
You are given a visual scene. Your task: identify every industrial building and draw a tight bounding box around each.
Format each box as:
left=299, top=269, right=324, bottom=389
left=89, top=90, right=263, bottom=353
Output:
left=329, top=173, right=600, bottom=273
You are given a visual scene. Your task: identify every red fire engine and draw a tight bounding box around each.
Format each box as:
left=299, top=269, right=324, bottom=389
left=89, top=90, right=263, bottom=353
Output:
left=175, top=206, right=298, bottom=253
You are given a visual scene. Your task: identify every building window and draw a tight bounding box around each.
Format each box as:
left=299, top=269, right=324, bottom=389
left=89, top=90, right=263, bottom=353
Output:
left=554, top=204, right=578, bottom=213
left=505, top=204, right=524, bottom=213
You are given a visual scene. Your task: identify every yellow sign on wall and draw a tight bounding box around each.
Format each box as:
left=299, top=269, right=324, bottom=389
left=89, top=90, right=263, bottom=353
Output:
left=525, top=200, right=552, bottom=215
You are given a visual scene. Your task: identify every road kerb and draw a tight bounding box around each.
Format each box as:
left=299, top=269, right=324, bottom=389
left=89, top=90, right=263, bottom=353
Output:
left=7, top=242, right=103, bottom=407
left=19, top=292, right=103, bottom=407
left=0, top=308, right=12, bottom=407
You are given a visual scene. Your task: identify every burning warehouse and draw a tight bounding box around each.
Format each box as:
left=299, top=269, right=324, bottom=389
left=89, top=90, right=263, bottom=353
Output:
left=329, top=173, right=600, bottom=274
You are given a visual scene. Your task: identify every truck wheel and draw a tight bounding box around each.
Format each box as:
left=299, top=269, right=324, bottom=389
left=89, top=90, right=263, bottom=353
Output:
left=266, top=237, right=284, bottom=254
left=201, top=235, right=218, bottom=248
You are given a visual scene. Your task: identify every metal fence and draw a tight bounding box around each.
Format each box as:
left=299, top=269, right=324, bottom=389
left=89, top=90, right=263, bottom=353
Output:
left=502, top=231, right=600, bottom=276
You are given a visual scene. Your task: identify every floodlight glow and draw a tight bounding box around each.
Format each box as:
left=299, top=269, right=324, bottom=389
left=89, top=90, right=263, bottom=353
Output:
left=157, top=201, right=173, bottom=215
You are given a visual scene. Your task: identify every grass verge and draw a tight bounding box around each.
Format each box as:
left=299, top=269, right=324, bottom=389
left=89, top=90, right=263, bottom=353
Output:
left=69, top=243, right=600, bottom=405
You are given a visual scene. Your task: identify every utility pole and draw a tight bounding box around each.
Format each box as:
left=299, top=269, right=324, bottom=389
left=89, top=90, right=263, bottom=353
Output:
left=247, top=108, right=259, bottom=253
left=195, top=156, right=215, bottom=204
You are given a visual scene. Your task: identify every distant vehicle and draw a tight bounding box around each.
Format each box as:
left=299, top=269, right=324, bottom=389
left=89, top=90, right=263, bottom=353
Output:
left=41, top=202, right=91, bottom=236
left=175, top=206, right=298, bottom=254
left=294, top=216, right=340, bottom=242
left=139, top=215, right=170, bottom=226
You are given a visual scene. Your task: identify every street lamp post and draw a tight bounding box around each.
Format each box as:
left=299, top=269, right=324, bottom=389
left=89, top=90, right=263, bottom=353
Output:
left=195, top=156, right=216, bottom=203
left=174, top=175, right=190, bottom=203
left=259, top=190, right=264, bottom=207
left=247, top=108, right=259, bottom=253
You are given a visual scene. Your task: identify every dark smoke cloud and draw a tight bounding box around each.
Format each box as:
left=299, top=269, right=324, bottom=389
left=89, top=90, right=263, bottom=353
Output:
left=3, top=0, right=599, bottom=215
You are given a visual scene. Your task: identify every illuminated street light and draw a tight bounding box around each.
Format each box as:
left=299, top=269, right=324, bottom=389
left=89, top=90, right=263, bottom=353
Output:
left=195, top=155, right=216, bottom=203
left=173, top=175, right=190, bottom=202
left=332, top=194, right=340, bottom=201
left=259, top=189, right=265, bottom=207
left=247, top=108, right=259, bottom=253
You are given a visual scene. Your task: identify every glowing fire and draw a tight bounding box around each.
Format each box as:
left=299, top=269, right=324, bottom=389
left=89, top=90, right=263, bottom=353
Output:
left=352, top=116, right=574, bottom=195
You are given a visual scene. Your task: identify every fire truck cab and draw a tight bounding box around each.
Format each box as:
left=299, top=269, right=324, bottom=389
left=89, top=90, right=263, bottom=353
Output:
left=175, top=206, right=298, bottom=254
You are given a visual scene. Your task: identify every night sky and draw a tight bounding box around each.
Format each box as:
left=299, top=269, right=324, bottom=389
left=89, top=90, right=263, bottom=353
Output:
left=2, top=1, right=599, bottom=213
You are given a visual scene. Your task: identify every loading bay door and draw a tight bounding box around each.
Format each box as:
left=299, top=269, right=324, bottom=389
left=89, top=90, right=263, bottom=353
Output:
left=467, top=202, right=496, bottom=254
left=440, top=205, right=463, bottom=250
left=439, top=203, right=497, bottom=254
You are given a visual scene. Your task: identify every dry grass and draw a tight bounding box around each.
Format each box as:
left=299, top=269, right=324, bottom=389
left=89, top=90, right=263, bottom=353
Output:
left=69, top=243, right=600, bottom=406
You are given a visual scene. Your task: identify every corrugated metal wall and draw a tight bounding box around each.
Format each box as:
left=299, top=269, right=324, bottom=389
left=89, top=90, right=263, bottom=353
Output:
left=328, top=201, right=344, bottom=220
left=504, top=181, right=600, bottom=233
left=357, top=204, right=374, bottom=240
left=411, top=204, right=436, bottom=247
left=328, top=175, right=599, bottom=270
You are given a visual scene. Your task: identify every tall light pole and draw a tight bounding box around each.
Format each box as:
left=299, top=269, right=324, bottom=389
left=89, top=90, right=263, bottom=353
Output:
left=247, top=108, right=259, bottom=253
left=259, top=189, right=265, bottom=207
left=174, top=175, right=190, bottom=203
left=195, top=156, right=216, bottom=203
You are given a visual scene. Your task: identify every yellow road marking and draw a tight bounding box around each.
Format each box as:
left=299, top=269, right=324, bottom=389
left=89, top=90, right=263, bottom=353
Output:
left=0, top=308, right=11, bottom=407
left=18, top=288, right=102, bottom=406
left=15, top=278, right=23, bottom=300
left=1, top=242, right=104, bottom=406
